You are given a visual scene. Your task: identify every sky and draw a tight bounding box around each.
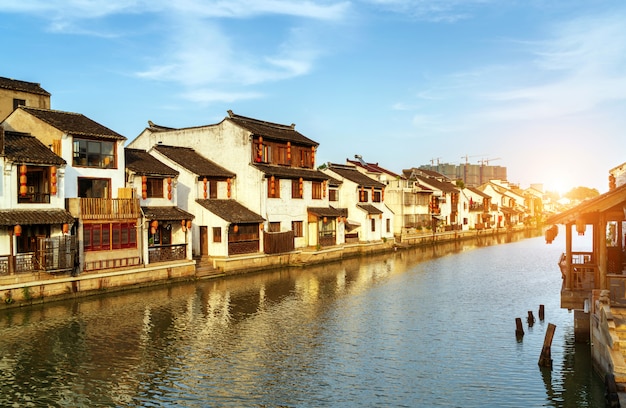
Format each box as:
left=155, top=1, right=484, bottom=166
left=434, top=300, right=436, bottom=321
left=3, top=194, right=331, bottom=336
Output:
left=1, top=1, right=625, bottom=195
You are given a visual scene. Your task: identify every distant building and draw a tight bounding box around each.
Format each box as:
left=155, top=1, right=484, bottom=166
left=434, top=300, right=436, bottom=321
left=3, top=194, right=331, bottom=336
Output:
left=419, top=162, right=507, bottom=187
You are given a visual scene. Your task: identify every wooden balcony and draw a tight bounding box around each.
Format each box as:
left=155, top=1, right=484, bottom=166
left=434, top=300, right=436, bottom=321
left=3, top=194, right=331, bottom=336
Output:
left=67, top=198, right=141, bottom=220
left=148, top=244, right=187, bottom=263
left=559, top=251, right=596, bottom=310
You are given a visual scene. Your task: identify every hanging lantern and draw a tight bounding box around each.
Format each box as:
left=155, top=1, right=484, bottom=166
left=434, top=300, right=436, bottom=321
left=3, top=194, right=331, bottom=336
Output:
left=379, top=213, right=383, bottom=219
left=299, top=177, right=303, bottom=197
left=322, top=180, right=327, bottom=198
left=360, top=186, right=364, bottom=202
left=257, top=136, right=263, bottom=161
left=186, top=220, right=192, bottom=229
left=62, top=223, right=69, bottom=234
left=50, top=167, right=57, bottom=196
left=150, top=227, right=157, bottom=235
left=575, top=218, right=586, bottom=236
left=167, top=177, right=172, bottom=200
left=14, top=225, right=22, bottom=237
left=233, top=224, right=239, bottom=233
left=311, top=146, right=315, bottom=165
left=323, top=216, right=328, bottom=223
left=270, top=175, right=276, bottom=196
left=141, top=175, right=147, bottom=200
left=287, top=141, right=291, bottom=161
left=203, top=177, right=208, bottom=199
left=260, top=223, right=264, bottom=231
left=151, top=220, right=159, bottom=229
left=227, top=178, right=232, bottom=198
left=19, top=164, right=27, bottom=196
left=181, top=220, right=186, bottom=232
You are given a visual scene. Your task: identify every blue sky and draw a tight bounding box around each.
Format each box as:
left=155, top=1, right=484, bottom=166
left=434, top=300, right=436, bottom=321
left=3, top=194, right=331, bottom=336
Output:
left=2, top=1, right=625, bottom=194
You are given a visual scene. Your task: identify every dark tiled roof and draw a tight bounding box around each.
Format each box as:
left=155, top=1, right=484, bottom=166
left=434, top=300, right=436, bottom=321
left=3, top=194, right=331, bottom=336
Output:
left=253, top=163, right=330, bottom=181
left=467, top=186, right=490, bottom=199
left=141, top=206, right=194, bottom=221
left=125, top=148, right=178, bottom=177
left=1, top=130, right=65, bottom=165
left=327, top=164, right=385, bottom=188
left=414, top=175, right=458, bottom=194
left=307, top=206, right=344, bottom=217
left=0, top=209, right=74, bottom=226
left=357, top=204, right=384, bottom=215
left=227, top=111, right=318, bottom=146
left=346, top=159, right=403, bottom=179
left=19, top=107, right=125, bottom=141
left=155, top=145, right=235, bottom=178
left=0, top=77, right=50, bottom=96
left=196, top=199, right=265, bottom=223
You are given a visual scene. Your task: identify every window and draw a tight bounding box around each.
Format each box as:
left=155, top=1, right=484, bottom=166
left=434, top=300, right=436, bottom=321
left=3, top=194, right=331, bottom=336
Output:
left=146, top=178, right=164, bottom=198
left=292, top=179, right=302, bottom=198
left=78, top=178, right=110, bottom=198
left=213, top=227, right=222, bottom=243
left=13, top=99, right=26, bottom=110
left=329, top=189, right=338, bottom=202
left=149, top=223, right=171, bottom=246
left=386, top=218, right=391, bottom=233
left=268, top=177, right=280, bottom=198
left=292, top=221, right=303, bottom=237
left=299, top=149, right=312, bottom=168
left=373, top=191, right=381, bottom=203
left=84, top=222, right=136, bottom=251
left=269, top=222, right=281, bottom=232
left=311, top=181, right=322, bottom=199
left=371, top=218, right=376, bottom=232
left=209, top=180, right=218, bottom=199
left=73, top=138, right=115, bottom=168
left=276, top=146, right=289, bottom=165
left=359, top=189, right=369, bottom=203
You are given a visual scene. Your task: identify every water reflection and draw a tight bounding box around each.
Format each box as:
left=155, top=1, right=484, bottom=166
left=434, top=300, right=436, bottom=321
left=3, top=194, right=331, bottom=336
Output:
left=0, top=231, right=606, bottom=407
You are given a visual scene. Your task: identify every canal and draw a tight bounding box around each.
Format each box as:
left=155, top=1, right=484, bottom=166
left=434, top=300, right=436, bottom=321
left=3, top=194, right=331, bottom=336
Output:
left=0, top=230, right=606, bottom=407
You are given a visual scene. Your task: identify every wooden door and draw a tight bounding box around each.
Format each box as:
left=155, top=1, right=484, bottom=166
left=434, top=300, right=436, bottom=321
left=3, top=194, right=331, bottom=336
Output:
left=200, top=226, right=208, bottom=256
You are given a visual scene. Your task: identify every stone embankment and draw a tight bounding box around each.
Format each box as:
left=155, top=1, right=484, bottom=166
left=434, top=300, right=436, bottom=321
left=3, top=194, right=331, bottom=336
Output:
left=0, top=227, right=529, bottom=310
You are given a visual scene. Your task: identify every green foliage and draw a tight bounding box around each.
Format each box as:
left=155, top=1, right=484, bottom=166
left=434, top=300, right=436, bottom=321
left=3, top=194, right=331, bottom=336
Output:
left=564, top=186, right=600, bottom=201
left=455, top=179, right=465, bottom=189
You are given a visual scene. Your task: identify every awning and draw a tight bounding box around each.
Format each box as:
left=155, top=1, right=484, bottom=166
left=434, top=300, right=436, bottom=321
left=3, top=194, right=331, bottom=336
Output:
left=357, top=203, right=383, bottom=215
left=196, top=199, right=265, bottom=223
left=0, top=209, right=75, bottom=226
left=308, top=206, right=344, bottom=217
left=142, top=206, right=194, bottom=221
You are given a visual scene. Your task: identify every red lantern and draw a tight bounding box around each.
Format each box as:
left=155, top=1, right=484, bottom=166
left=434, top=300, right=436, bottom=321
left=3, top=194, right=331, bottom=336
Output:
left=20, top=164, right=27, bottom=196
left=234, top=225, right=239, bottom=233
left=203, top=177, right=208, bottom=199
left=62, top=223, right=69, bottom=234
left=151, top=220, right=158, bottom=229
left=14, top=225, right=22, bottom=237
left=167, top=177, right=172, bottom=200
left=141, top=175, right=147, bottom=200
left=186, top=220, right=192, bottom=229
left=50, top=167, right=57, bottom=195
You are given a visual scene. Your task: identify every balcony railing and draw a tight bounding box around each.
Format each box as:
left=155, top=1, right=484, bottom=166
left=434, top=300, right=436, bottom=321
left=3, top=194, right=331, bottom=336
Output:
left=75, top=198, right=141, bottom=220
left=148, top=244, right=187, bottom=263
left=559, top=251, right=595, bottom=290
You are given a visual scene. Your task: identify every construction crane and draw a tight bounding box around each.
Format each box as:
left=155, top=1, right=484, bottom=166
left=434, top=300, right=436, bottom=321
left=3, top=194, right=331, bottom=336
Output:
left=460, top=154, right=485, bottom=184
left=479, top=157, right=501, bottom=166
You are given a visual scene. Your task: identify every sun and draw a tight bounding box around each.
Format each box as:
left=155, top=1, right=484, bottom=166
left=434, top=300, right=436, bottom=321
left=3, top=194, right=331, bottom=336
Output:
left=545, top=176, right=574, bottom=197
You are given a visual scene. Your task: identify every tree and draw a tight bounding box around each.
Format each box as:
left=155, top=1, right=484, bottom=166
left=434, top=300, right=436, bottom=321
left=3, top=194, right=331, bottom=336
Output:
left=564, top=186, right=600, bottom=201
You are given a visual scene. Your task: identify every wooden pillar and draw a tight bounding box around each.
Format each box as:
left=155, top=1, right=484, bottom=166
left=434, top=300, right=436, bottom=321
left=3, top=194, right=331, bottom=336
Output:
left=598, top=213, right=608, bottom=290
left=565, top=222, right=572, bottom=290
left=8, top=228, right=15, bottom=275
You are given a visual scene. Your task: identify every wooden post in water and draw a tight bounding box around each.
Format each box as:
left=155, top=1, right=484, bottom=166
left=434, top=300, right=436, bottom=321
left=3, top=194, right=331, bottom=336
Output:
left=538, top=323, right=556, bottom=368
left=528, top=311, right=535, bottom=327
left=515, top=318, right=524, bottom=337
left=539, top=305, right=545, bottom=321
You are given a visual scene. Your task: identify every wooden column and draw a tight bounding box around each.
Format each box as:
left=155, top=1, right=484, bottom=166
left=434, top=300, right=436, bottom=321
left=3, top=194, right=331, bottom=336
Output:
left=565, top=222, right=572, bottom=290
left=598, top=213, right=608, bottom=290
